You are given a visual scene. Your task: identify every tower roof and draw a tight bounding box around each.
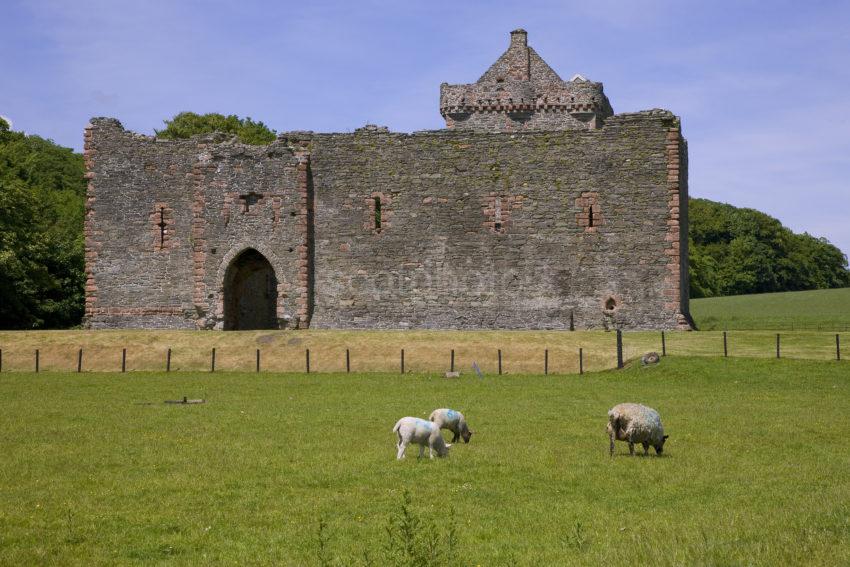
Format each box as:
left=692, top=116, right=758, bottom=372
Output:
left=478, top=29, right=562, bottom=84
left=439, top=30, right=613, bottom=131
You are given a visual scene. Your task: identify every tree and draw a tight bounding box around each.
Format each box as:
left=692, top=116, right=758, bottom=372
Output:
left=688, top=197, right=850, bottom=297
left=155, top=112, right=276, bottom=145
left=0, top=124, right=86, bottom=329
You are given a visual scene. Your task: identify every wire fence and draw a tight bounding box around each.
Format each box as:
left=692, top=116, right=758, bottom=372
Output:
left=0, top=331, right=844, bottom=374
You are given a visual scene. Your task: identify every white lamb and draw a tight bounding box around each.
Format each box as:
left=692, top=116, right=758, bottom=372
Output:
left=393, top=417, right=451, bottom=460
left=607, top=403, right=668, bottom=456
left=429, top=408, right=473, bottom=443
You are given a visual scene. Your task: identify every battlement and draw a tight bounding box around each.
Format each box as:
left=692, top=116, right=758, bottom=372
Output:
left=440, top=30, right=613, bottom=131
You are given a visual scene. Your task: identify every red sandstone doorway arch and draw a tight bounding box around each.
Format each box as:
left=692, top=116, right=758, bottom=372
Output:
left=223, top=248, right=279, bottom=330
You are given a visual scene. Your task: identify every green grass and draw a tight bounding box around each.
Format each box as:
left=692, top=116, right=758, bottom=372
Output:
left=691, top=287, right=850, bottom=331
left=1, top=357, right=848, bottom=565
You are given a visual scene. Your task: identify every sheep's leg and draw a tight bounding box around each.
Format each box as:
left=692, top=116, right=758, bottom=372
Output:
left=609, top=431, right=616, bottom=456
left=642, top=442, right=649, bottom=456
left=397, top=441, right=407, bottom=460
left=628, top=442, right=635, bottom=455
left=418, top=444, right=425, bottom=459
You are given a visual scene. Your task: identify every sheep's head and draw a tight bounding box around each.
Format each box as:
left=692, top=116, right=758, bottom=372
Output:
left=654, top=434, right=669, bottom=455
left=462, top=430, right=473, bottom=443
left=437, top=443, right=451, bottom=457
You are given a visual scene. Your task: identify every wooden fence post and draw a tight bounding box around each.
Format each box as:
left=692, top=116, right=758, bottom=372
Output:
left=306, top=349, right=310, bottom=374
left=544, top=349, right=548, bottom=375
left=401, top=349, right=405, bottom=374
left=836, top=334, right=840, bottom=361
left=346, top=348, right=350, bottom=373
left=616, top=330, right=623, bottom=369
left=723, top=331, right=728, bottom=357
left=211, top=348, right=216, bottom=373
left=579, top=348, right=583, bottom=375
left=122, top=348, right=126, bottom=372
left=498, top=349, right=502, bottom=375
left=256, top=349, right=261, bottom=373
left=166, top=348, right=171, bottom=372
left=0, top=349, right=2, bottom=372
left=776, top=334, right=780, bottom=359
left=450, top=349, right=455, bottom=372
left=661, top=331, right=666, bottom=356
left=35, top=349, right=39, bottom=373
left=78, top=348, right=83, bottom=373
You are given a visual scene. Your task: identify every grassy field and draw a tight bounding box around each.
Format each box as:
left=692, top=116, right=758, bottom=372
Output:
left=691, top=287, right=850, bottom=331
left=0, top=328, right=845, bottom=374
left=1, top=357, right=848, bottom=565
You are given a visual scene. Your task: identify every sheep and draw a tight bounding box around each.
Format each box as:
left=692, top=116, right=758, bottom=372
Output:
left=393, top=417, right=451, bottom=460
left=428, top=408, right=473, bottom=444
left=607, top=403, right=668, bottom=456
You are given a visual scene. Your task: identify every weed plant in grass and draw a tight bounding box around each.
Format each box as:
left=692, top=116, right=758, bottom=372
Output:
left=1, top=357, right=848, bottom=565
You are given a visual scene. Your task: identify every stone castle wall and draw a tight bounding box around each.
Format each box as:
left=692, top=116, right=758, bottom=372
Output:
left=84, top=119, right=309, bottom=329
left=84, top=109, right=691, bottom=331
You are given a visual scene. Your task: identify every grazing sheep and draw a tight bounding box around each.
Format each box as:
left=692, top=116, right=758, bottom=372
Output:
left=393, top=417, right=451, bottom=460
left=607, top=403, right=668, bottom=456
left=429, top=408, right=473, bottom=444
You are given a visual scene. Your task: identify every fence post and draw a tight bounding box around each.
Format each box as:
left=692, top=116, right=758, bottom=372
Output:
left=211, top=348, right=216, bottom=373
left=544, top=349, right=548, bottom=375
left=306, top=349, right=310, bottom=374
left=401, top=349, right=405, bottom=374
left=579, top=348, right=583, bottom=375
left=346, top=348, right=350, bottom=373
left=256, top=349, right=261, bottom=373
left=498, top=349, right=502, bottom=375
left=166, top=348, right=171, bottom=372
left=661, top=331, right=666, bottom=357
left=723, top=331, right=728, bottom=357
left=776, top=333, right=780, bottom=359
left=78, top=348, right=83, bottom=373
left=450, top=349, right=455, bottom=372
left=122, top=348, right=126, bottom=372
left=836, top=334, right=841, bottom=361
left=35, top=349, right=39, bottom=373
left=0, top=348, right=2, bottom=372
left=616, top=330, right=623, bottom=369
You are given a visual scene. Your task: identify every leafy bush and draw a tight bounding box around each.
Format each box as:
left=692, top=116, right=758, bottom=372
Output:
left=155, top=112, right=276, bottom=145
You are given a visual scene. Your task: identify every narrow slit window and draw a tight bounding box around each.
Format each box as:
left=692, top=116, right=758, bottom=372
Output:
left=158, top=207, right=167, bottom=247
left=374, top=197, right=382, bottom=232
left=588, top=205, right=594, bottom=228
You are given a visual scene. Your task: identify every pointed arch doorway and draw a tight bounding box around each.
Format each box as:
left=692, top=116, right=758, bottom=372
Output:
left=223, top=248, right=279, bottom=330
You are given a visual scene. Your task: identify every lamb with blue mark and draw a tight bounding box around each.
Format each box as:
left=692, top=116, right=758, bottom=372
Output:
left=393, top=417, right=451, bottom=459
left=429, top=408, right=473, bottom=443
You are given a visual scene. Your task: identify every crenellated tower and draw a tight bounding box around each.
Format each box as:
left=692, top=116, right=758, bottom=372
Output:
left=440, top=29, right=613, bottom=131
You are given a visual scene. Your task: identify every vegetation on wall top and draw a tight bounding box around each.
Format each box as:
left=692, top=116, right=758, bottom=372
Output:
left=155, top=112, right=277, bottom=145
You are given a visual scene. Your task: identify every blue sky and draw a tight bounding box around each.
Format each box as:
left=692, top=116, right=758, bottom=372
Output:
left=2, top=0, right=849, bottom=256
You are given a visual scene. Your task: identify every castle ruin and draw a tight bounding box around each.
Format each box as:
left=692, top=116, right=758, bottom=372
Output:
left=83, top=30, right=691, bottom=330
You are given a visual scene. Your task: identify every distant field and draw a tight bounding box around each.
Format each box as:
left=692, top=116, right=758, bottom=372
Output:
left=1, top=357, right=848, bottom=565
left=0, top=328, right=845, bottom=373
left=690, top=287, right=850, bottom=331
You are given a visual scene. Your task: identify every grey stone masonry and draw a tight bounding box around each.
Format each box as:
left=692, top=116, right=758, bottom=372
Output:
left=84, top=30, right=691, bottom=330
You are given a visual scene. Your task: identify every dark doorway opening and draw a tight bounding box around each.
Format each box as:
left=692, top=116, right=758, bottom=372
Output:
left=223, top=249, right=278, bottom=330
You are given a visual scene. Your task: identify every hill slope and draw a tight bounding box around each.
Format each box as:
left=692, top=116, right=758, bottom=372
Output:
left=690, top=287, right=850, bottom=330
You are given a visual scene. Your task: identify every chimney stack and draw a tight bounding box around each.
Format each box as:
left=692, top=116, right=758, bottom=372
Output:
left=510, top=29, right=528, bottom=47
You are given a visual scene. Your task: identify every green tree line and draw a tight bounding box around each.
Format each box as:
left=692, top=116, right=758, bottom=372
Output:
left=689, top=198, right=850, bottom=297
left=1, top=113, right=847, bottom=328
